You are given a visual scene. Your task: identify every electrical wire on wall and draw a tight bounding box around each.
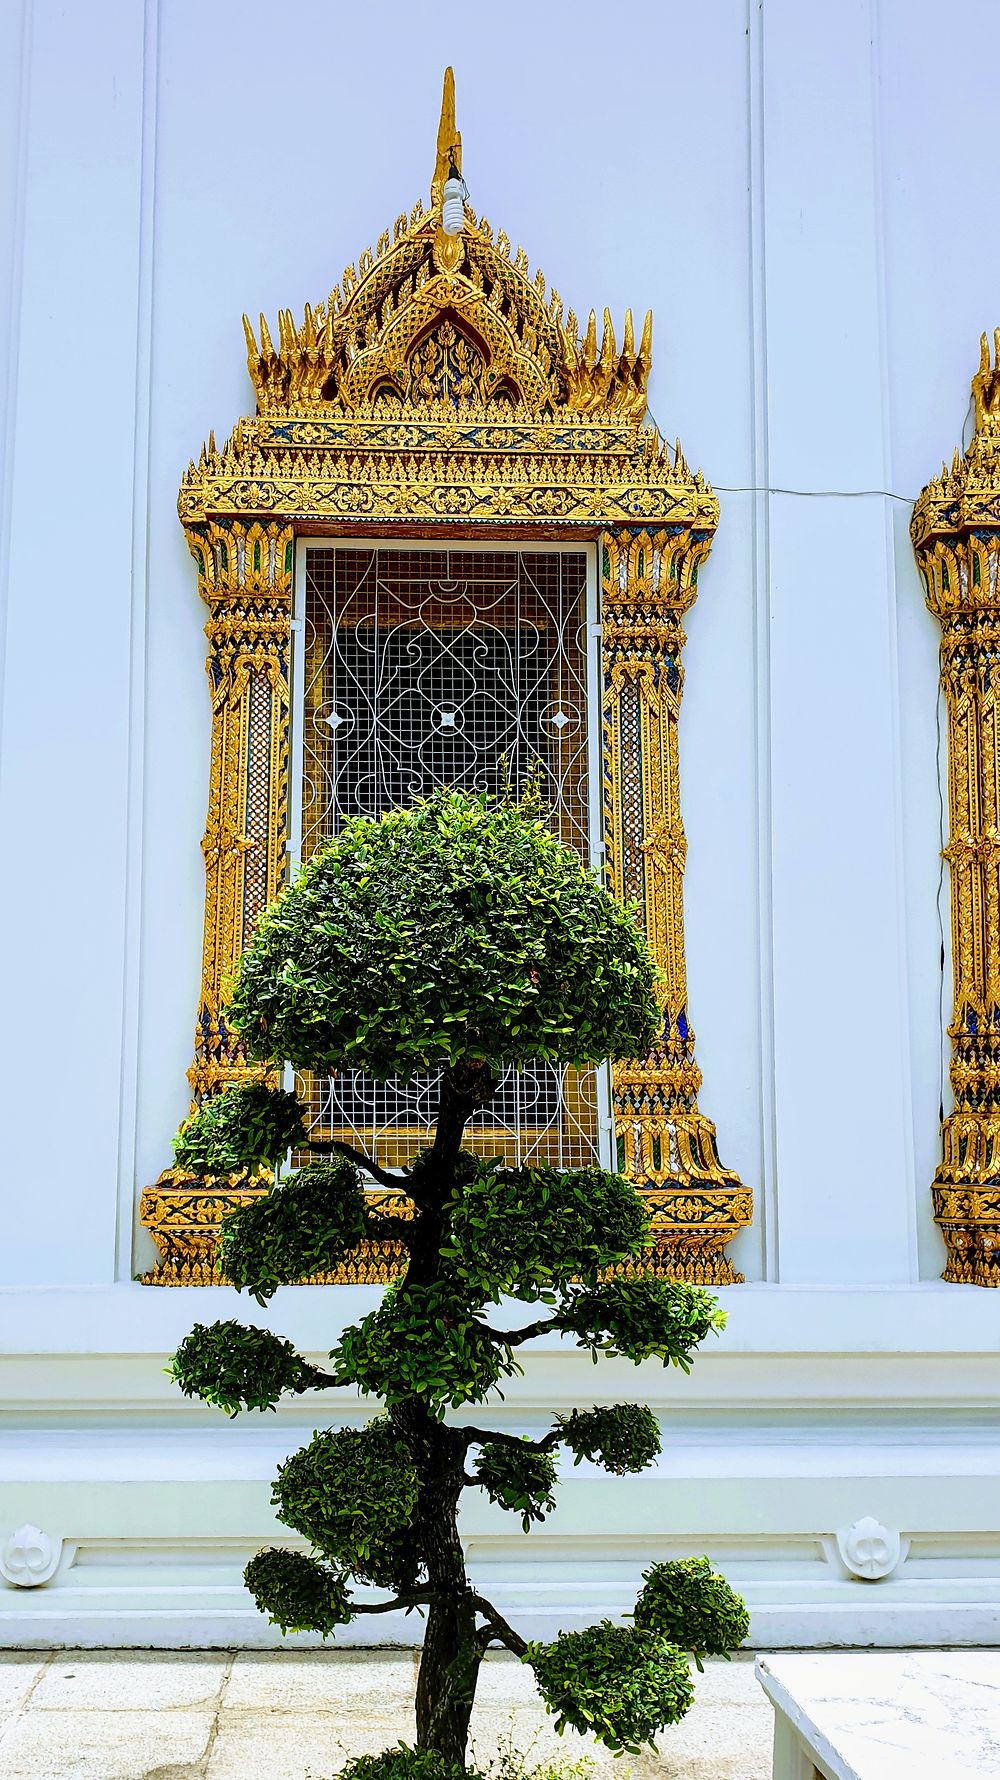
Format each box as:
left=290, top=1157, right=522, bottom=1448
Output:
left=650, top=412, right=955, bottom=1131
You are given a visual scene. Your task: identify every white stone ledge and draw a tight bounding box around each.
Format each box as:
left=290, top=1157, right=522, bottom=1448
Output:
left=3, top=1429, right=1000, bottom=1486
left=2, top=1575, right=999, bottom=1653
left=2, top=1281, right=999, bottom=1420
left=1, top=1279, right=998, bottom=1355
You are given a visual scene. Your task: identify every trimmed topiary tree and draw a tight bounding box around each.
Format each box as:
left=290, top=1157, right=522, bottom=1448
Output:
left=170, top=789, right=747, bottom=1770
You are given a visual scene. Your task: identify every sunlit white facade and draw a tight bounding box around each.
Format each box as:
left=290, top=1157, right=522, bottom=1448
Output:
left=1, top=0, right=998, bottom=1646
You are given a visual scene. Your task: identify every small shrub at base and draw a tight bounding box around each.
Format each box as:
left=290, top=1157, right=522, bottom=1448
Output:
left=334, top=1746, right=479, bottom=1780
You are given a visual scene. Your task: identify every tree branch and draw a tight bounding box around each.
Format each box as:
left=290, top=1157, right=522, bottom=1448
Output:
left=293, top=1369, right=343, bottom=1393
left=349, top=1591, right=440, bottom=1616
left=307, top=1138, right=404, bottom=1193
left=470, top=1591, right=528, bottom=1657
left=488, top=1317, right=557, bottom=1348
left=459, top=1426, right=561, bottom=1455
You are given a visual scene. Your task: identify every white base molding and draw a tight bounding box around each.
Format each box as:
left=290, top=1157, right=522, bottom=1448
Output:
left=2, top=1555, right=1000, bottom=1651
left=2, top=1283, right=999, bottom=1649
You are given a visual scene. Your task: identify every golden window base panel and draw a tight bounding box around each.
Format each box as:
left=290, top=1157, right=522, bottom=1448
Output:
left=932, top=1181, right=1000, bottom=1288
left=137, top=1239, right=410, bottom=1289
left=138, top=1178, right=746, bottom=1288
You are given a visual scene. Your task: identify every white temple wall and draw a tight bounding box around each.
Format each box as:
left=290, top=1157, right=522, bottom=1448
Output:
left=1, top=0, right=998, bottom=1645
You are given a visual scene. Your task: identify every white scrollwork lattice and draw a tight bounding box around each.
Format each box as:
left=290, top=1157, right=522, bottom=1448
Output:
left=295, top=544, right=606, bottom=1170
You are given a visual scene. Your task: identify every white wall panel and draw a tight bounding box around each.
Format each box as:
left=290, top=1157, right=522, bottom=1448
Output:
left=0, top=0, right=30, bottom=642
left=758, top=0, right=915, bottom=1280
left=2, top=1285, right=999, bottom=1650
left=0, top=0, right=147, bottom=1285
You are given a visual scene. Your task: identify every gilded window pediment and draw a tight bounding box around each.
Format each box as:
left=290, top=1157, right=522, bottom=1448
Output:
left=236, top=68, right=649, bottom=428
left=241, top=205, right=650, bottom=424
left=177, top=70, right=710, bottom=537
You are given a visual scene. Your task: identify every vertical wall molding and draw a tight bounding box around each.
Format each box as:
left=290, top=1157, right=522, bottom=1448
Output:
left=867, top=0, right=920, bottom=1280
left=115, top=0, right=161, bottom=1280
left=746, top=0, right=779, bottom=1278
left=0, top=0, right=32, bottom=786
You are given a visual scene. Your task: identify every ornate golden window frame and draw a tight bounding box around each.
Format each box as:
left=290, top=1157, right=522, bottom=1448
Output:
left=139, top=72, right=751, bottom=1287
left=912, top=331, right=1000, bottom=1286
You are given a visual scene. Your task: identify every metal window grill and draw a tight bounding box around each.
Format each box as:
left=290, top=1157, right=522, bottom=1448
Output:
left=292, top=544, right=608, bottom=1171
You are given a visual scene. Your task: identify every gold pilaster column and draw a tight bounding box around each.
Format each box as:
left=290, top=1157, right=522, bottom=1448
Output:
left=912, top=333, right=1000, bottom=1287
left=139, top=518, right=294, bottom=1283
left=601, top=526, right=752, bottom=1284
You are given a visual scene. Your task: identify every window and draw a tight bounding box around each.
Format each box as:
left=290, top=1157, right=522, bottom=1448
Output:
left=289, top=542, right=610, bottom=1170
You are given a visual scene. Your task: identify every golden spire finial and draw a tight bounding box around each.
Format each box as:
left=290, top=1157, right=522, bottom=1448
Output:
left=971, top=327, right=1000, bottom=444
left=431, top=66, right=462, bottom=207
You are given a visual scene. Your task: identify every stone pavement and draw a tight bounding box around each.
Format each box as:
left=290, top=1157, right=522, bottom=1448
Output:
left=0, top=1649, right=774, bottom=1780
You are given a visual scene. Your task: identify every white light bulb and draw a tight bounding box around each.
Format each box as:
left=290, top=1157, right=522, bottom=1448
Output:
left=442, top=176, right=464, bottom=236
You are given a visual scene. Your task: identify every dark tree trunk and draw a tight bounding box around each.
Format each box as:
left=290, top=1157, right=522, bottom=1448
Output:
left=397, top=1413, right=482, bottom=1764
left=397, top=1063, right=500, bottom=1766
left=415, top=1573, right=480, bottom=1762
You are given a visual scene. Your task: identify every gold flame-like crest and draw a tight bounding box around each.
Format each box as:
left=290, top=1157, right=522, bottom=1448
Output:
left=236, top=69, right=652, bottom=425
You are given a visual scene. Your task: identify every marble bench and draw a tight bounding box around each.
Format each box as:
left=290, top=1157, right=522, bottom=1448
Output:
left=756, top=1651, right=1000, bottom=1779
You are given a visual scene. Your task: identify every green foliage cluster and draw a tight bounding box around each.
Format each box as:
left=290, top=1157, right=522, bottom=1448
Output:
left=219, top=1159, right=367, bottom=1303
left=173, top=1081, right=307, bottom=1173
left=333, top=1743, right=597, bottom=1780
left=478, top=1743, right=597, bottom=1780
left=474, top=1440, right=558, bottom=1532
left=225, top=789, right=660, bottom=1077
left=336, top=1748, right=473, bottom=1780
left=633, top=1557, right=751, bottom=1667
left=446, top=1164, right=650, bottom=1296
left=526, top=1623, right=694, bottom=1753
left=244, top=1547, right=352, bottom=1637
left=272, top=1420, right=420, bottom=1591
left=557, top=1278, right=726, bottom=1371
left=169, top=1320, right=326, bottom=1416
left=331, top=1282, right=521, bottom=1414
left=558, top=1404, right=661, bottom=1474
